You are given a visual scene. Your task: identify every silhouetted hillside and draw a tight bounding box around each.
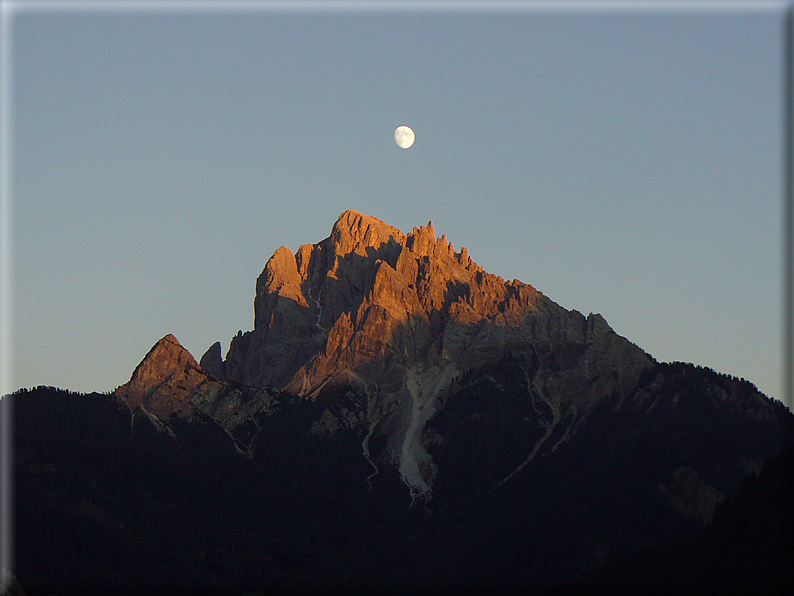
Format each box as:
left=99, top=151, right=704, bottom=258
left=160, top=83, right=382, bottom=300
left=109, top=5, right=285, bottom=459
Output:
left=581, top=439, right=793, bottom=592
left=13, top=363, right=792, bottom=594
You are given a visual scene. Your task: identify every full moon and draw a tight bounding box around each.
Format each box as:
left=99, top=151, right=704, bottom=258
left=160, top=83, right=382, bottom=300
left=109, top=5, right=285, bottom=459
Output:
left=394, top=125, right=415, bottom=149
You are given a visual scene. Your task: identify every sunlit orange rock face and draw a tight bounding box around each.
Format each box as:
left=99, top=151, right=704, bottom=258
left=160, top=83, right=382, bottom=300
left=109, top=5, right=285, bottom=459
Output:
left=209, top=210, right=520, bottom=391
left=205, top=209, right=649, bottom=401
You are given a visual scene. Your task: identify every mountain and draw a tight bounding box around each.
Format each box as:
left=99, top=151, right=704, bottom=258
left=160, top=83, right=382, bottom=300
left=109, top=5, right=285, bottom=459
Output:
left=12, top=209, right=794, bottom=593
left=157, top=209, right=651, bottom=498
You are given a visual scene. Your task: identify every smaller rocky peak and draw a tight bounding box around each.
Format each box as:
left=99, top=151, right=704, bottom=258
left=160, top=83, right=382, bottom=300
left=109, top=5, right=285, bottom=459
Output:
left=433, top=233, right=456, bottom=262
left=331, top=209, right=406, bottom=257
left=585, top=312, right=613, bottom=340
left=458, top=246, right=470, bottom=267
left=113, top=334, right=206, bottom=418
left=264, top=246, right=300, bottom=285
left=452, top=245, right=481, bottom=272
left=295, top=244, right=315, bottom=278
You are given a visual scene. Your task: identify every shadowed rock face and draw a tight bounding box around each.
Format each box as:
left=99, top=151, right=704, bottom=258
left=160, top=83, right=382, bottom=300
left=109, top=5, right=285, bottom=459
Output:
left=194, top=209, right=653, bottom=497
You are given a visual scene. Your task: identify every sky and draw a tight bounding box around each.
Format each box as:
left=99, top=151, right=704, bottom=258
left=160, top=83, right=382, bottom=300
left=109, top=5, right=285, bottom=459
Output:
left=2, top=0, right=791, bottom=407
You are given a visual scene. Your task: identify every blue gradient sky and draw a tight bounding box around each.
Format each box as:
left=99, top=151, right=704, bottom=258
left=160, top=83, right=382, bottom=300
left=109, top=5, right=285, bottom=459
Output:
left=6, top=1, right=789, bottom=403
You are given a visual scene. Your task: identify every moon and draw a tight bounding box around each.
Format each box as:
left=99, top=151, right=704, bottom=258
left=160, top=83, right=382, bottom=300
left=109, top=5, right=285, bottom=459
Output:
left=394, top=125, right=415, bottom=149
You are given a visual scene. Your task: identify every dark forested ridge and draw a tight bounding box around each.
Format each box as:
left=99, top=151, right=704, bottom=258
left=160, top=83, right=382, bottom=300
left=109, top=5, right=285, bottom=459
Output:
left=14, top=386, right=431, bottom=594
left=10, top=359, right=794, bottom=594
left=581, top=440, right=794, bottom=591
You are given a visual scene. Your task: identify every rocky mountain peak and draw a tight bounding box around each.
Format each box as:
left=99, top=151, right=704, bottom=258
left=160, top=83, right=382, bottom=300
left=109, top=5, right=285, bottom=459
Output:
left=31, top=212, right=791, bottom=591
left=194, top=209, right=653, bottom=497
left=206, top=211, right=648, bottom=398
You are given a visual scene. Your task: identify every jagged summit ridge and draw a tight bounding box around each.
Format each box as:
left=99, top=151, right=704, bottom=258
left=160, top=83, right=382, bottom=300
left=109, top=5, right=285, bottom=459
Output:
left=204, top=208, right=615, bottom=394
left=330, top=209, right=406, bottom=258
